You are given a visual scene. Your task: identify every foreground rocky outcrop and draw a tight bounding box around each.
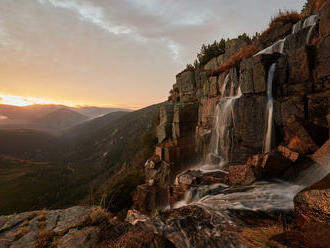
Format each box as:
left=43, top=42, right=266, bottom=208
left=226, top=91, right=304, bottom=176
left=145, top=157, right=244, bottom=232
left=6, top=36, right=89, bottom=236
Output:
left=0, top=206, right=176, bottom=248
left=0, top=206, right=96, bottom=248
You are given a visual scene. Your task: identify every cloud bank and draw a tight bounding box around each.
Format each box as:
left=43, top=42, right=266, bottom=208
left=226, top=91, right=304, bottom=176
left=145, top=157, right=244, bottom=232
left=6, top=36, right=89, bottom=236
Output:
left=0, top=0, right=304, bottom=108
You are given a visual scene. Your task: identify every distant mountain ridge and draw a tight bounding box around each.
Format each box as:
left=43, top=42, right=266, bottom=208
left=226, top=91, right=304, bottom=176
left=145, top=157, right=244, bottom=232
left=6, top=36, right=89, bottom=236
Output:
left=33, top=108, right=89, bottom=130
left=0, top=104, right=131, bottom=131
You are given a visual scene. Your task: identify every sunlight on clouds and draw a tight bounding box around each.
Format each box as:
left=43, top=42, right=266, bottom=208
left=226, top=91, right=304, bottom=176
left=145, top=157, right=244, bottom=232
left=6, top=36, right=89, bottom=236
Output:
left=36, top=0, right=179, bottom=60
left=38, top=0, right=132, bottom=35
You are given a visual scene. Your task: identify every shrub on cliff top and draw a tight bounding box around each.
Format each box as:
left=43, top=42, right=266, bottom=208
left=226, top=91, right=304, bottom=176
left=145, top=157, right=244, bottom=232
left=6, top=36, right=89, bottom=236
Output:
left=196, top=39, right=226, bottom=68
left=211, top=44, right=261, bottom=75
left=270, top=10, right=306, bottom=28
left=261, top=10, right=307, bottom=38
left=303, top=0, right=329, bottom=14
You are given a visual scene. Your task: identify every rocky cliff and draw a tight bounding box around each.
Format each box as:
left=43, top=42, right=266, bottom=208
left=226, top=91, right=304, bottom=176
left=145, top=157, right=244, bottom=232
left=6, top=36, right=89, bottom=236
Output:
left=131, top=1, right=330, bottom=247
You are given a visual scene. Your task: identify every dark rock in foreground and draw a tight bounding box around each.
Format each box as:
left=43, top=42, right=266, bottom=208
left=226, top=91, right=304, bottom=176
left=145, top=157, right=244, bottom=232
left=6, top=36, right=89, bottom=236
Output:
left=294, top=173, right=330, bottom=226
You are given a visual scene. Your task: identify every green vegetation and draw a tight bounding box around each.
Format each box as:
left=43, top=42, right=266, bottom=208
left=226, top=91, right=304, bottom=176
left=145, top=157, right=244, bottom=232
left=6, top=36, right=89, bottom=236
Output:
left=194, top=39, right=226, bottom=68
left=0, top=129, right=62, bottom=161
left=0, top=156, right=103, bottom=215
left=0, top=104, right=162, bottom=215
left=68, top=103, right=162, bottom=168
left=97, top=169, right=144, bottom=213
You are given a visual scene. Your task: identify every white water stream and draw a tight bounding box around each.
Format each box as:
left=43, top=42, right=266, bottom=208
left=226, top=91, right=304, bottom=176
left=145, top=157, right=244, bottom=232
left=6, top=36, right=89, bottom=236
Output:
left=264, top=63, right=276, bottom=153
left=172, top=13, right=326, bottom=213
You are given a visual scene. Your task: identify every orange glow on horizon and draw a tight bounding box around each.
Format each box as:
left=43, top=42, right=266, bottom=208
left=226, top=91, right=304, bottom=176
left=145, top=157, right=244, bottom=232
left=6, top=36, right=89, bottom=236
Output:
left=0, top=94, right=138, bottom=110
left=0, top=94, right=68, bottom=107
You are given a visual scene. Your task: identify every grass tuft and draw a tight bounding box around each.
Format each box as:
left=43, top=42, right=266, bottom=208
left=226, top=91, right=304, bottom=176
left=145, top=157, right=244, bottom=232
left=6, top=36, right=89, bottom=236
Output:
left=35, top=230, right=57, bottom=248
left=241, top=225, right=284, bottom=248
left=14, top=226, right=30, bottom=241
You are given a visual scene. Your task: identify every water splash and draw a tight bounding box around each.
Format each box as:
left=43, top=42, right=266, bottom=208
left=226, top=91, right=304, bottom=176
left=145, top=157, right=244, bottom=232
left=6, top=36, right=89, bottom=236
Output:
left=264, top=63, right=276, bottom=153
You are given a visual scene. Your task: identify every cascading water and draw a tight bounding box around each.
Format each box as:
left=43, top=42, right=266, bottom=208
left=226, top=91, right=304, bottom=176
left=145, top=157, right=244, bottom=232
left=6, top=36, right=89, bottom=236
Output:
left=292, top=15, right=318, bottom=34
left=264, top=63, right=276, bottom=153
left=219, top=74, right=230, bottom=96
left=210, top=78, right=242, bottom=166
left=172, top=12, right=324, bottom=212
left=256, top=38, right=286, bottom=56
left=256, top=15, right=318, bottom=57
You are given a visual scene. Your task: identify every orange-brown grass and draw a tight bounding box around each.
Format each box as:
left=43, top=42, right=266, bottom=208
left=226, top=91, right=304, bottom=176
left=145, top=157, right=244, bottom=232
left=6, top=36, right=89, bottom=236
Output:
left=35, top=230, right=57, bottom=248
left=212, top=44, right=261, bottom=75
left=311, top=37, right=321, bottom=45
left=14, top=226, right=30, bottom=240
left=241, top=225, right=285, bottom=248
left=270, top=10, right=306, bottom=28
left=305, top=0, right=329, bottom=13
left=261, top=10, right=307, bottom=38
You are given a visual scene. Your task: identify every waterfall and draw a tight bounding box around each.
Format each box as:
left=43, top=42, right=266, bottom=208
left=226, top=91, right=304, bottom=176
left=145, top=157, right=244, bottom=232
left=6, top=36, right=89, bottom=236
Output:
left=306, top=24, right=316, bottom=44
left=255, top=38, right=286, bottom=56
left=264, top=63, right=276, bottom=153
left=209, top=74, right=242, bottom=166
left=292, top=15, right=318, bottom=34
left=220, top=74, right=229, bottom=96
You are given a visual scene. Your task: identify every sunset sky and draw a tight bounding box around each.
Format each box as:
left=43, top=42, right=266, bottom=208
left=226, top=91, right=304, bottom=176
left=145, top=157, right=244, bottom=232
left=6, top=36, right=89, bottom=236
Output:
left=0, top=0, right=305, bottom=109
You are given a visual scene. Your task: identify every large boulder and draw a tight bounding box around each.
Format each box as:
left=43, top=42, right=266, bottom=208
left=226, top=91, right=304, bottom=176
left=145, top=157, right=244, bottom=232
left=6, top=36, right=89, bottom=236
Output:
left=311, top=139, right=330, bottom=168
left=229, top=164, right=256, bottom=185
left=283, top=119, right=319, bottom=155
left=246, top=151, right=293, bottom=179
left=294, top=173, right=330, bottom=226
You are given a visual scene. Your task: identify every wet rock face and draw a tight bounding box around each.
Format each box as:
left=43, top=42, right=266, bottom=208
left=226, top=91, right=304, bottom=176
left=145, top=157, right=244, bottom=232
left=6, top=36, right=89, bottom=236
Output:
left=229, top=96, right=268, bottom=163
left=176, top=170, right=229, bottom=188
left=168, top=170, right=229, bottom=206
left=240, top=54, right=279, bottom=95
left=294, top=173, right=330, bottom=226
left=134, top=205, right=249, bottom=248
left=157, top=103, right=174, bottom=143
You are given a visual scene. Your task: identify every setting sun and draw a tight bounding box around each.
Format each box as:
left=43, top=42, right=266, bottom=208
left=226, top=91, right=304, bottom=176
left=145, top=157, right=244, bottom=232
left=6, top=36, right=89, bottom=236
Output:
left=0, top=94, right=68, bottom=107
